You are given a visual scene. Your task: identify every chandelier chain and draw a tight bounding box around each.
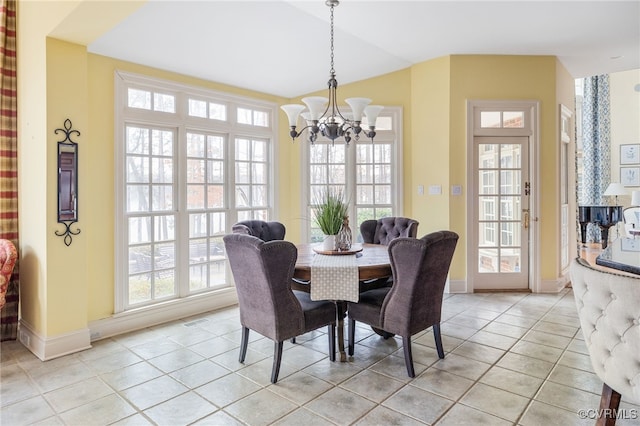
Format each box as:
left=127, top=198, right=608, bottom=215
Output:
left=329, top=4, right=335, bottom=76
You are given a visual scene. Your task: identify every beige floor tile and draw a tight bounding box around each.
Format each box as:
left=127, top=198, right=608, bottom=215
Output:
left=269, top=371, right=333, bottom=405
left=432, top=353, right=492, bottom=381
left=497, top=352, right=555, bottom=379
left=437, top=403, right=513, bottom=426
left=120, top=375, right=189, bottom=410
left=195, top=373, right=260, bottom=407
left=459, top=382, right=530, bottom=422
left=44, top=376, right=114, bottom=412
left=479, top=366, right=543, bottom=398
left=451, top=341, right=505, bottom=364
left=272, top=407, right=336, bottom=426
left=467, top=330, right=518, bottom=350
left=192, top=410, right=245, bottom=425
left=58, top=393, right=136, bottom=426
left=340, top=369, right=405, bottom=402
left=306, top=387, right=377, bottom=425
left=535, top=381, right=601, bottom=413
left=383, top=385, right=453, bottom=424
left=225, top=389, right=297, bottom=426
left=411, top=367, right=475, bottom=400
left=146, top=347, right=205, bottom=373
left=509, top=339, right=564, bottom=364
left=483, top=320, right=529, bottom=339
left=558, top=350, right=595, bottom=372
left=169, top=359, right=231, bottom=388
left=354, top=405, right=425, bottom=425
left=99, top=361, right=163, bottom=391
left=143, top=391, right=217, bottom=425
left=522, top=329, right=572, bottom=349
left=519, top=400, right=592, bottom=426
left=0, top=396, right=56, bottom=425
left=548, top=364, right=603, bottom=395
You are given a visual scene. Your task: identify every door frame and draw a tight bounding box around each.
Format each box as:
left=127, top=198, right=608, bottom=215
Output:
left=465, top=100, right=541, bottom=293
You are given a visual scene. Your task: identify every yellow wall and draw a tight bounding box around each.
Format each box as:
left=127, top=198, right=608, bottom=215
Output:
left=609, top=69, right=640, bottom=206
left=447, top=55, right=566, bottom=280
left=18, top=1, right=577, bottom=342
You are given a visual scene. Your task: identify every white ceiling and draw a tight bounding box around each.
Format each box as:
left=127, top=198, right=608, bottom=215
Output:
left=86, top=0, right=640, bottom=98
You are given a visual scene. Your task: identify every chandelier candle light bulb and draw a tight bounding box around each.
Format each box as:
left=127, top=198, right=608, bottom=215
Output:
left=280, top=0, right=382, bottom=145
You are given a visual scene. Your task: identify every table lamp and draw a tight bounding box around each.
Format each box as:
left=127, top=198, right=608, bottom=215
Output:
left=631, top=190, right=640, bottom=206
left=603, top=182, right=627, bottom=205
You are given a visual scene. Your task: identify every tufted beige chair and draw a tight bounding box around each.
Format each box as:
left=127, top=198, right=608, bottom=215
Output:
left=569, top=258, right=640, bottom=425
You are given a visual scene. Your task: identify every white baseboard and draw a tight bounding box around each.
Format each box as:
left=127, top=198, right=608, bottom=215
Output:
left=89, top=288, right=239, bottom=342
left=537, top=277, right=569, bottom=293
left=19, top=321, right=91, bottom=361
left=17, top=289, right=238, bottom=360
left=446, top=279, right=468, bottom=293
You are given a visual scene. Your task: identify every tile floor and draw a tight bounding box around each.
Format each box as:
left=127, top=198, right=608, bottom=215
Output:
left=2, top=289, right=639, bottom=425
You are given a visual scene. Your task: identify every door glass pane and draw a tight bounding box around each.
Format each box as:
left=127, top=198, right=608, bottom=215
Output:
left=500, top=144, right=520, bottom=168
left=479, top=249, right=498, bottom=272
left=500, top=248, right=521, bottom=272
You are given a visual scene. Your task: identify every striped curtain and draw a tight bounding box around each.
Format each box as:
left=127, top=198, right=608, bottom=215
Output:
left=581, top=75, right=611, bottom=243
left=0, top=0, right=19, bottom=341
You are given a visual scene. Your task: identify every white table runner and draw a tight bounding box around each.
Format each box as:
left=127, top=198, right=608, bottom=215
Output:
left=310, top=254, right=359, bottom=303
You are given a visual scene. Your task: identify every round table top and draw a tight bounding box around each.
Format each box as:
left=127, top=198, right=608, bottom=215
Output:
left=294, top=243, right=391, bottom=281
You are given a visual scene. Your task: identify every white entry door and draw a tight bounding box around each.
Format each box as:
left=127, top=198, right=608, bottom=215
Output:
left=473, top=136, right=530, bottom=290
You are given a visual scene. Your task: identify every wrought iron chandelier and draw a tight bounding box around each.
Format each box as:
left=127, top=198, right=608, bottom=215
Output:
left=281, top=0, right=383, bottom=145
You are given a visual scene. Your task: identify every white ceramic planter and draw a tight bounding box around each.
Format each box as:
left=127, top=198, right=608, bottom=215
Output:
left=322, top=235, right=336, bottom=251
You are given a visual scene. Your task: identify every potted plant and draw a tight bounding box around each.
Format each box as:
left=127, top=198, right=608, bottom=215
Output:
left=312, top=187, right=349, bottom=251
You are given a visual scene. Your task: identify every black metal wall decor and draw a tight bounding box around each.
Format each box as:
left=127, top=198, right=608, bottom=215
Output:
left=55, top=119, right=80, bottom=246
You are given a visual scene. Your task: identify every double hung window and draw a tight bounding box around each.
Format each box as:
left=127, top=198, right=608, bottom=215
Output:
left=302, top=108, right=403, bottom=242
left=115, top=72, right=276, bottom=312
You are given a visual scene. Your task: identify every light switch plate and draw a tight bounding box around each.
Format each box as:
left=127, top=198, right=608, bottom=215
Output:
left=452, top=185, right=462, bottom=195
left=428, top=185, right=442, bottom=195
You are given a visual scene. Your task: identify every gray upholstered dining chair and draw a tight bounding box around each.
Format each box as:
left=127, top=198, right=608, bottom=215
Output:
left=360, top=216, right=419, bottom=245
left=231, top=220, right=286, bottom=241
left=223, top=233, right=337, bottom=383
left=231, top=219, right=310, bottom=293
left=569, top=257, right=640, bottom=425
left=347, top=231, right=458, bottom=378
left=359, top=217, right=420, bottom=293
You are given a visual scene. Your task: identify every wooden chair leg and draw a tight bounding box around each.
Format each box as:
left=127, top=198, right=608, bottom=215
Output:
left=433, top=323, right=445, bottom=359
left=402, top=336, right=415, bottom=378
left=271, top=341, right=284, bottom=384
left=239, top=327, right=249, bottom=363
left=348, top=317, right=355, bottom=356
left=597, top=383, right=622, bottom=426
left=328, top=324, right=336, bottom=362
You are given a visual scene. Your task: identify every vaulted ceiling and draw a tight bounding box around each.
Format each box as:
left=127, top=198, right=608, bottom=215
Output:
left=81, top=1, right=639, bottom=98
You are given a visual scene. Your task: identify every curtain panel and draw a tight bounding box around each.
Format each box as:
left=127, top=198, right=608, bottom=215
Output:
left=581, top=74, right=611, bottom=243
left=0, top=0, right=19, bottom=340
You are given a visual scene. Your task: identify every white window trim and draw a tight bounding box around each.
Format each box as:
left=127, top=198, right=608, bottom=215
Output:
left=299, top=106, right=403, bottom=242
left=114, top=70, right=278, bottom=314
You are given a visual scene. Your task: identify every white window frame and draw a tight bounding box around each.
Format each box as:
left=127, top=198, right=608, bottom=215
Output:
left=299, top=107, right=403, bottom=242
left=114, top=71, right=278, bottom=313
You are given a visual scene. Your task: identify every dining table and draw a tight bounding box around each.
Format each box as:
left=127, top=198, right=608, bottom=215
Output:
left=293, top=243, right=392, bottom=361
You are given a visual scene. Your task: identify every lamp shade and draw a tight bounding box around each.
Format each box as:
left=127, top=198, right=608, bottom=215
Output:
left=631, top=190, right=640, bottom=206
left=603, top=182, right=627, bottom=196
left=280, top=104, right=305, bottom=127
left=345, top=98, right=371, bottom=121
left=301, top=97, right=328, bottom=121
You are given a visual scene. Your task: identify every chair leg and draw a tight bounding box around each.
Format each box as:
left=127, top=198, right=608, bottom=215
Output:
left=291, top=337, right=296, bottom=344
left=402, top=336, right=415, bottom=378
left=239, top=327, right=249, bottom=363
left=433, top=323, right=445, bottom=359
left=348, top=317, right=355, bottom=356
left=597, top=383, right=622, bottom=426
left=271, top=341, right=284, bottom=384
left=328, top=324, right=336, bottom=362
